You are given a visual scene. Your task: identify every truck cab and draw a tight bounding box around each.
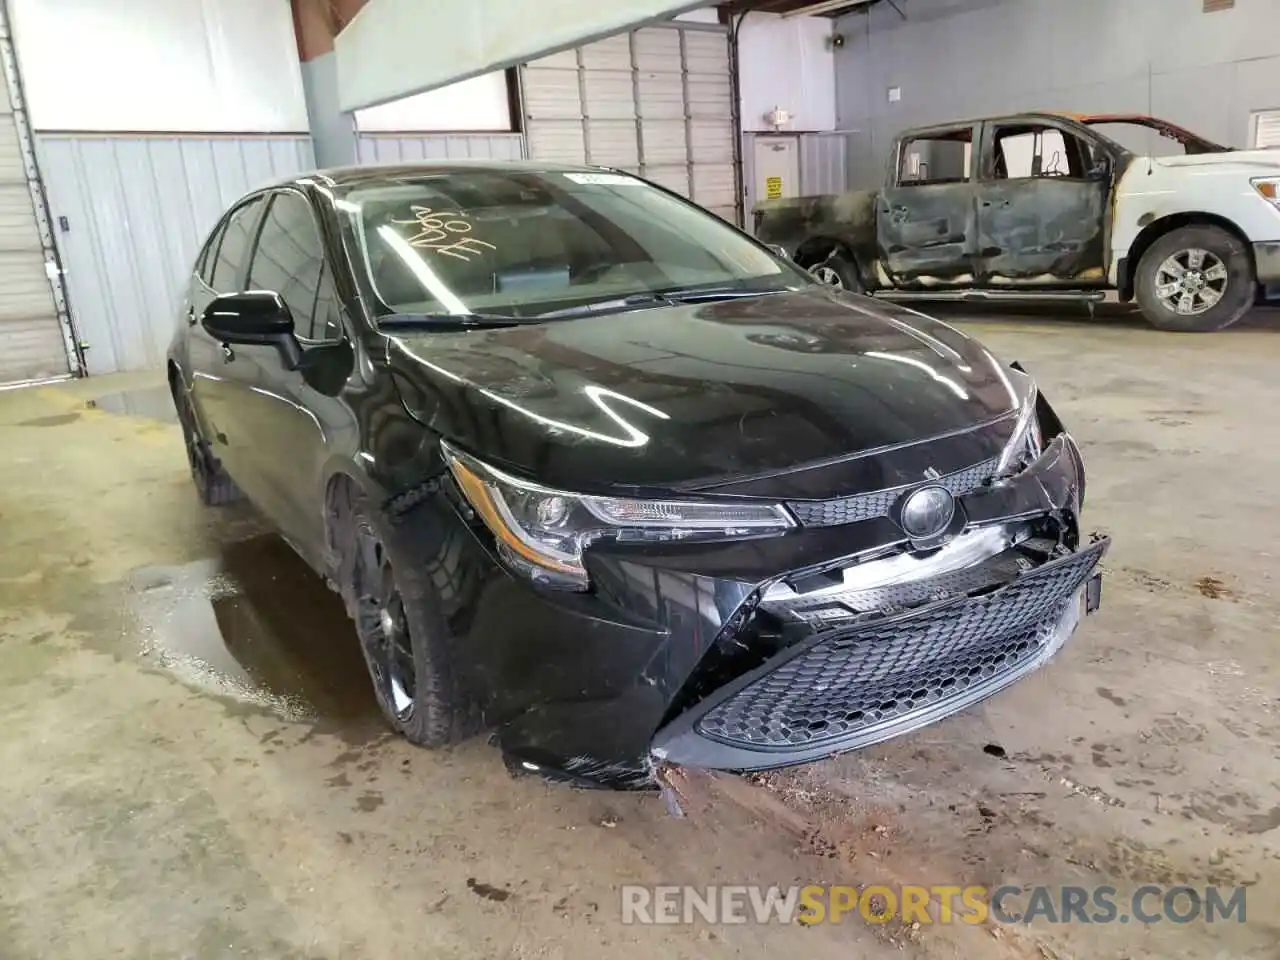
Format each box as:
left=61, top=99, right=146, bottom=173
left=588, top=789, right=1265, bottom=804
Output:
left=756, top=112, right=1280, bottom=332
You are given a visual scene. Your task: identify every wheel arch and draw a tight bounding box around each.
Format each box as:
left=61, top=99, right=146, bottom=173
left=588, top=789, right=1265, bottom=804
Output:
left=320, top=458, right=383, bottom=599
left=794, top=235, right=857, bottom=270
left=1122, top=212, right=1255, bottom=300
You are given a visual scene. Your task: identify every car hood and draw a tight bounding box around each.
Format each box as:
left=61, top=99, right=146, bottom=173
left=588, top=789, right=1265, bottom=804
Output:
left=1152, top=148, right=1280, bottom=170
left=385, top=288, right=1021, bottom=496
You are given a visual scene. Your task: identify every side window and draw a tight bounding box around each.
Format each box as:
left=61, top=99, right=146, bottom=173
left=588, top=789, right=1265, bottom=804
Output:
left=897, top=129, right=973, bottom=187
left=196, top=222, right=225, bottom=286
left=210, top=197, right=265, bottom=292
left=248, top=192, right=337, bottom=343
left=990, top=125, right=1090, bottom=180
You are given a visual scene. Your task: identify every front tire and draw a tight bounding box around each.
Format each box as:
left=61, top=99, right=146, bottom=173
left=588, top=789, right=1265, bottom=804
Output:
left=1135, top=225, right=1254, bottom=332
left=347, top=495, right=476, bottom=746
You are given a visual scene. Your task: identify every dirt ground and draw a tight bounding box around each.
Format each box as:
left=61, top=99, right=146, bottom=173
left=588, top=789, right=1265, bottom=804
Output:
left=1, top=310, right=1278, bottom=959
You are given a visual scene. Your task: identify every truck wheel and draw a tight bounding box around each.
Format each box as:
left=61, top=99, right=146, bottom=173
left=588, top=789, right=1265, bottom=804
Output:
left=346, top=493, right=479, bottom=747
left=809, top=252, right=863, bottom=294
left=1135, top=226, right=1254, bottom=332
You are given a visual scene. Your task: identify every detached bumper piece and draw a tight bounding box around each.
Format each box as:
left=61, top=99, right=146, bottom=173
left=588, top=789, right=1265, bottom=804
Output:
left=652, top=537, right=1109, bottom=771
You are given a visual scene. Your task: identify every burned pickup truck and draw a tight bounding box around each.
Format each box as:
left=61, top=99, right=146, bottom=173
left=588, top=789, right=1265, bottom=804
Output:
left=755, top=113, right=1280, bottom=332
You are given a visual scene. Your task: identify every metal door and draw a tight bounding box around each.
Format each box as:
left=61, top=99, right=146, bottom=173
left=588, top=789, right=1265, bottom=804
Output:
left=877, top=183, right=978, bottom=287
left=521, top=22, right=739, bottom=224
left=752, top=136, right=800, bottom=212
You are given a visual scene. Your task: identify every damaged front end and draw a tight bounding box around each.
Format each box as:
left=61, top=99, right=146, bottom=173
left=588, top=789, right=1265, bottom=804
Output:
left=484, top=385, right=1107, bottom=789
left=648, top=405, right=1106, bottom=775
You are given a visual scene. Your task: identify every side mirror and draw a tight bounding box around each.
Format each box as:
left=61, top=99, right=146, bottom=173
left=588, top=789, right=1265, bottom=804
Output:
left=201, top=292, right=304, bottom=369
left=1087, top=159, right=1111, bottom=181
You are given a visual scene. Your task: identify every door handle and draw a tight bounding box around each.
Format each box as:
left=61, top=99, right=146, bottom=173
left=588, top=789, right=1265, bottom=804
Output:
left=981, top=199, right=1010, bottom=208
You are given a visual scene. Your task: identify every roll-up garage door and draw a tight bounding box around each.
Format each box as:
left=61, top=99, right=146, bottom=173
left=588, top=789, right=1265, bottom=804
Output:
left=521, top=23, right=739, bottom=224
left=0, top=9, right=71, bottom=385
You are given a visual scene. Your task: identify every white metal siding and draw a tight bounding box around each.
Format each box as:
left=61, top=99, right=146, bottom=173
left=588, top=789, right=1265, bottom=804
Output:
left=0, top=11, right=67, bottom=385
left=356, top=133, right=525, bottom=164
left=521, top=23, right=739, bottom=223
left=38, top=135, right=314, bottom=375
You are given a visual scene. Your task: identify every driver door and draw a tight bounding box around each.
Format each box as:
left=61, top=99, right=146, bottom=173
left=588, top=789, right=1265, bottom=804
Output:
left=973, top=119, right=1110, bottom=286
left=226, top=190, right=354, bottom=558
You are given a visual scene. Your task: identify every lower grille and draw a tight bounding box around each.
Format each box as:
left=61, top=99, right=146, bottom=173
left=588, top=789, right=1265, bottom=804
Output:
left=696, top=539, right=1107, bottom=751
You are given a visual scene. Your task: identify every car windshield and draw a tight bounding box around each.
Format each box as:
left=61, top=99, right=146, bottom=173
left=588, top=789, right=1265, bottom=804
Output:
left=338, top=169, right=807, bottom=321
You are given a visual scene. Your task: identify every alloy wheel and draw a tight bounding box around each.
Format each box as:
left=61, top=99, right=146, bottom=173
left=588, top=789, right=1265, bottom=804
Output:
left=1154, top=248, right=1228, bottom=317
left=354, top=526, right=417, bottom=721
left=811, top=264, right=844, bottom=288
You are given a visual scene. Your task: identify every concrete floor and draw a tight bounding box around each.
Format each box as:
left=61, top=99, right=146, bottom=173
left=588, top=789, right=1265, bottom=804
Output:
left=1, top=311, right=1278, bottom=959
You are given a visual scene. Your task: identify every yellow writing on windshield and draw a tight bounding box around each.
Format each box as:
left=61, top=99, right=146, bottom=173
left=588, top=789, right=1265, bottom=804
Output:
left=390, top=206, right=497, bottom=262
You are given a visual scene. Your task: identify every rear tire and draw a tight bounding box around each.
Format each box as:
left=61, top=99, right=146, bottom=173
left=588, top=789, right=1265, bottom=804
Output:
left=1135, top=225, right=1254, bottom=332
left=173, top=383, right=241, bottom=506
left=346, top=494, right=478, bottom=747
left=807, top=250, right=864, bottom=294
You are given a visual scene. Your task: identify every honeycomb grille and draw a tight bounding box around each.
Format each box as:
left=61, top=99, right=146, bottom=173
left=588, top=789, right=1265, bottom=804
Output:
left=787, top=457, right=999, bottom=528
left=696, top=541, right=1106, bottom=750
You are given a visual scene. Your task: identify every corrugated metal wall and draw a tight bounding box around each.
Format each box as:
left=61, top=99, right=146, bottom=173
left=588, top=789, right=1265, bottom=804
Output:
left=355, top=133, right=526, bottom=164
left=521, top=23, right=739, bottom=224
left=37, top=135, right=315, bottom=375
left=799, top=133, right=848, bottom=197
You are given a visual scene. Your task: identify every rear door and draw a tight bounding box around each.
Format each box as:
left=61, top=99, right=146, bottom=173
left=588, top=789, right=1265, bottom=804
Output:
left=877, top=123, right=979, bottom=287
left=188, top=194, right=267, bottom=487
left=973, top=119, right=1110, bottom=286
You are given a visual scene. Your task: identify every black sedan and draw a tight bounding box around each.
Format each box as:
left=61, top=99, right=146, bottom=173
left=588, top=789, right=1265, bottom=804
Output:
left=168, top=162, right=1108, bottom=788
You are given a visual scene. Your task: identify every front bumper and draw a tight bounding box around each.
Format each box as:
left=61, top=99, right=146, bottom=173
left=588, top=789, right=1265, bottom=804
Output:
left=651, top=536, right=1107, bottom=771
left=1254, top=241, right=1280, bottom=296
left=454, top=432, right=1101, bottom=788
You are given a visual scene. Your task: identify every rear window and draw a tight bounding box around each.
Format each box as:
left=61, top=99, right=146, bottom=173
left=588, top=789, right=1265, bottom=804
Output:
left=210, top=197, right=265, bottom=293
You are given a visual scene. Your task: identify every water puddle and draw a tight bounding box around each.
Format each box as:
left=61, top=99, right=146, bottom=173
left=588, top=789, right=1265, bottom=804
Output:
left=85, top=385, right=177, bottom=422
left=125, top=535, right=379, bottom=723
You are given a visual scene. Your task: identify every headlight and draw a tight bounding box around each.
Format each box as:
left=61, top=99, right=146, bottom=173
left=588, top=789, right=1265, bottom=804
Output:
left=997, top=381, right=1043, bottom=476
left=1252, top=177, right=1280, bottom=211
left=442, top=442, right=795, bottom=589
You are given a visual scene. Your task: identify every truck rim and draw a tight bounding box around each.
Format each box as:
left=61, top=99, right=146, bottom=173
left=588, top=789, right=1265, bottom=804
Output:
left=1154, top=248, right=1227, bottom=316
left=812, top=264, right=843, bottom=288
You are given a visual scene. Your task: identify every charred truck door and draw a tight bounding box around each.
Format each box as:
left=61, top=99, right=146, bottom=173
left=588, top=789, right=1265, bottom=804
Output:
left=877, top=123, right=979, bottom=288
left=974, top=118, right=1112, bottom=287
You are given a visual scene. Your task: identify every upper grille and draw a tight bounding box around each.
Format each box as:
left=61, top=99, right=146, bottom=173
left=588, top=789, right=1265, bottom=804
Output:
left=787, top=457, right=999, bottom=528
left=695, top=540, right=1107, bottom=751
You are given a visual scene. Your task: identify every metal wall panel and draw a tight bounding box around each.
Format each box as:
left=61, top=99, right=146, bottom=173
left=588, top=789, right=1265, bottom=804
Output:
left=0, top=3, right=69, bottom=385
left=37, top=135, right=315, bottom=375
left=356, top=133, right=526, bottom=164
left=799, top=133, right=849, bottom=196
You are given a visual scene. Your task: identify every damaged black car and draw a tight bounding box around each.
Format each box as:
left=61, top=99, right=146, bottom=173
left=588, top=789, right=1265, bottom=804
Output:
left=167, top=162, right=1108, bottom=789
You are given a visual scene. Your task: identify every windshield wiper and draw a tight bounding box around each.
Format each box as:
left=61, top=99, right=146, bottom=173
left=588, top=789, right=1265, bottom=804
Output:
left=661, top=285, right=791, bottom=303
left=379, top=313, right=524, bottom=330
left=535, top=285, right=791, bottom=320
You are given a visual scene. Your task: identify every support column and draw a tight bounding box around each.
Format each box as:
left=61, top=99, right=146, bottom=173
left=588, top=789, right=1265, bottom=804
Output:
left=292, top=0, right=367, bottom=167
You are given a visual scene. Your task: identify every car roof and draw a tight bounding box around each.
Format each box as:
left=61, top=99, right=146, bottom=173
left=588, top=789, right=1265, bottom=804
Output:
left=277, top=159, right=616, bottom=191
